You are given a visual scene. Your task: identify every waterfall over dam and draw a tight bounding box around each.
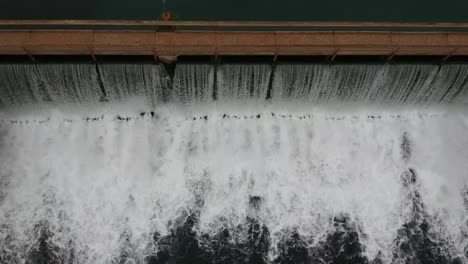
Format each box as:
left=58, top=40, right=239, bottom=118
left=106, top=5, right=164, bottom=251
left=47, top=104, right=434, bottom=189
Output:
left=1, top=62, right=468, bottom=107
left=0, top=62, right=468, bottom=264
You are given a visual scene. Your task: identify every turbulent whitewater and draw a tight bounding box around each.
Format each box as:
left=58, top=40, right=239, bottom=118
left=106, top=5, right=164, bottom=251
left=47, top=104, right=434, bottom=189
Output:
left=0, top=62, right=468, bottom=264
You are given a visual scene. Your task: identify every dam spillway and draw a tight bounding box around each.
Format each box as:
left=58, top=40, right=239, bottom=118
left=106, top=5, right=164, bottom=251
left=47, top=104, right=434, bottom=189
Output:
left=1, top=62, right=468, bottom=107
left=0, top=61, right=468, bottom=264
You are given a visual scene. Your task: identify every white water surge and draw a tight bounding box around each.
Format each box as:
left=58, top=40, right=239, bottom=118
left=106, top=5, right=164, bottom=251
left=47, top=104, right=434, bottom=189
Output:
left=1, top=62, right=468, bottom=263
left=1, top=103, right=468, bottom=263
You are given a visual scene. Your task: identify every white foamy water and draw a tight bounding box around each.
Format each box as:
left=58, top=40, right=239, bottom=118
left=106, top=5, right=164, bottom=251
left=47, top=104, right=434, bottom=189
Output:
left=1, top=103, right=467, bottom=263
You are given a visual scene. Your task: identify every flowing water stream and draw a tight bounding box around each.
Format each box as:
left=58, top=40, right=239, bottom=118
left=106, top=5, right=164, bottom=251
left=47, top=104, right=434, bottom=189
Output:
left=0, top=62, right=468, bottom=264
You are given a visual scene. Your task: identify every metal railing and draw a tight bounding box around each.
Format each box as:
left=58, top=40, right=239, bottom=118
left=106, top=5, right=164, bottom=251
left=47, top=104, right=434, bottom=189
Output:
left=1, top=20, right=468, bottom=32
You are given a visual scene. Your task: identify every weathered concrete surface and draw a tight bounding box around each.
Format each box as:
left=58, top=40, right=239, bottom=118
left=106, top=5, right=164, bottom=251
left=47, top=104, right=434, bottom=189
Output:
left=1, top=30, right=468, bottom=56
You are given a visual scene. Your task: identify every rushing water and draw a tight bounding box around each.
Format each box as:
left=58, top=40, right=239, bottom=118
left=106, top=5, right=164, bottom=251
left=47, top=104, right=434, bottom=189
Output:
left=0, top=63, right=468, bottom=264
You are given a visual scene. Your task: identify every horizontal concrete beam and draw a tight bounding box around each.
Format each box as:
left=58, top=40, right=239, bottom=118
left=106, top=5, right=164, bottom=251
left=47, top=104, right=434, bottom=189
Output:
left=1, top=30, right=468, bottom=56
left=2, top=20, right=468, bottom=28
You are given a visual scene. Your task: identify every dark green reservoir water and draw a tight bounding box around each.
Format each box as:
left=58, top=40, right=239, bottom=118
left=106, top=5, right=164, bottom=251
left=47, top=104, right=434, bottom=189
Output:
left=1, top=0, right=468, bottom=22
